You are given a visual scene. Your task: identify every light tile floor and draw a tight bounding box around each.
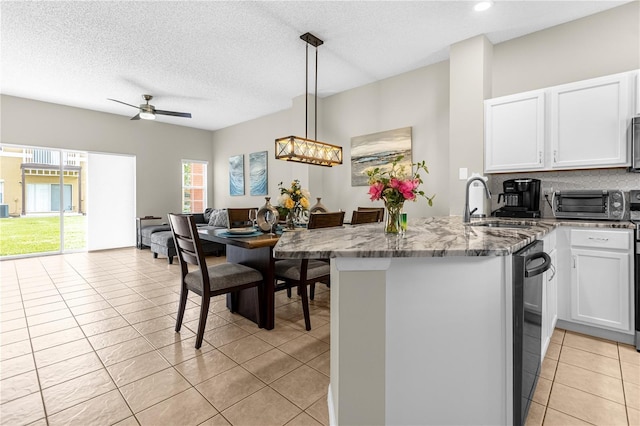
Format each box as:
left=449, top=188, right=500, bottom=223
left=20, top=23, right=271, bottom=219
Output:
left=526, top=328, right=640, bottom=426
left=1, top=248, right=639, bottom=425
left=1, top=248, right=331, bottom=426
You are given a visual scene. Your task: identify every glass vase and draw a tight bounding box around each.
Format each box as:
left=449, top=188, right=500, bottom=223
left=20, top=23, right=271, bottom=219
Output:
left=286, top=210, right=296, bottom=230
left=384, top=202, right=403, bottom=234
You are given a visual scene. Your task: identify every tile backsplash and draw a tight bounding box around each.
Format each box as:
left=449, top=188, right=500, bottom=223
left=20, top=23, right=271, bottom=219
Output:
left=488, top=168, right=640, bottom=218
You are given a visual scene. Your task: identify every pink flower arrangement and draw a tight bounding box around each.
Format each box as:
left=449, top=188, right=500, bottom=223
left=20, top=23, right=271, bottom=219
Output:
left=366, top=156, right=435, bottom=207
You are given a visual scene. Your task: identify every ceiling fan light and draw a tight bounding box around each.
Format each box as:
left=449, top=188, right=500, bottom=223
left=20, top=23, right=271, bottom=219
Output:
left=139, top=111, right=155, bottom=120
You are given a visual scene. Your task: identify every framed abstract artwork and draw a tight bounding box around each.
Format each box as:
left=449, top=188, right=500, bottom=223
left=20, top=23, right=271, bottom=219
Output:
left=350, top=127, right=412, bottom=187
left=229, top=154, right=244, bottom=196
left=249, top=151, right=268, bottom=196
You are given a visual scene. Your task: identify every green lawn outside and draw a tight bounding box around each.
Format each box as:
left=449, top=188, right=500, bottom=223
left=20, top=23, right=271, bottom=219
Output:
left=0, top=216, right=86, bottom=256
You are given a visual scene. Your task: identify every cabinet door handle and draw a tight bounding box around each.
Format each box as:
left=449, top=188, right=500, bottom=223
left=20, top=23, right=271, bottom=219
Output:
left=538, top=151, right=542, bottom=164
left=588, top=237, right=609, bottom=242
left=553, top=150, right=558, bottom=163
left=572, top=255, right=576, bottom=269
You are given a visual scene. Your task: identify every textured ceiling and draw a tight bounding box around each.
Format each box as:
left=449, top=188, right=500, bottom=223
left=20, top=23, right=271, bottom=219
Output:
left=0, top=1, right=629, bottom=131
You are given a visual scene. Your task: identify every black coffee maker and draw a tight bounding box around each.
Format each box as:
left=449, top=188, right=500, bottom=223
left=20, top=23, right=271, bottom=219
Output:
left=493, top=178, right=541, bottom=218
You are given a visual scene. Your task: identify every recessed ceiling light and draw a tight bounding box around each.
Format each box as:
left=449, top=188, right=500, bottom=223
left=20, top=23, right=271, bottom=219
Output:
left=474, top=1, right=493, bottom=12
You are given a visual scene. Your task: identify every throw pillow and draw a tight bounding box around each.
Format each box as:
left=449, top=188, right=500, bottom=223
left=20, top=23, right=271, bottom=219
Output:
left=208, top=209, right=229, bottom=228
left=203, top=207, right=213, bottom=223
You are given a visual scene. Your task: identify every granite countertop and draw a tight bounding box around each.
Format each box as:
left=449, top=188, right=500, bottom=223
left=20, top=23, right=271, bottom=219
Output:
left=272, top=216, right=636, bottom=259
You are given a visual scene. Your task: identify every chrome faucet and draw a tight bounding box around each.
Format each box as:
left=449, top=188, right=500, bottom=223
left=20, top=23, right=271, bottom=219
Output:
left=463, top=177, right=491, bottom=223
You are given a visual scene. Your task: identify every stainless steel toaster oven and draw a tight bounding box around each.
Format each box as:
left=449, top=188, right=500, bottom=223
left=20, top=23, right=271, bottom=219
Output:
left=552, top=190, right=625, bottom=220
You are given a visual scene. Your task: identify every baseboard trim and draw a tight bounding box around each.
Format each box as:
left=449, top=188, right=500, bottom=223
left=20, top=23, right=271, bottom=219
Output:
left=556, top=320, right=635, bottom=345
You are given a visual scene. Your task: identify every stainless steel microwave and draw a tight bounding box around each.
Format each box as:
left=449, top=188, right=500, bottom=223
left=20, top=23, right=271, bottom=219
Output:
left=631, top=116, right=640, bottom=172
left=552, top=190, right=625, bottom=220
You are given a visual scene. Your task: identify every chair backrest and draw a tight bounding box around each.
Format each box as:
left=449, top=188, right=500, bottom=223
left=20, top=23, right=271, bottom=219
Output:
left=308, top=211, right=345, bottom=229
left=350, top=210, right=380, bottom=225
left=168, top=214, right=209, bottom=295
left=357, top=207, right=384, bottom=222
left=227, top=208, right=252, bottom=228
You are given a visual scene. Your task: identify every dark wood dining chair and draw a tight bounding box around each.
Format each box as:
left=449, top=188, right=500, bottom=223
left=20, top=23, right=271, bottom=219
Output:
left=168, top=213, right=265, bottom=348
left=357, top=207, right=385, bottom=222
left=307, top=211, right=345, bottom=229
left=226, top=208, right=253, bottom=228
left=350, top=209, right=380, bottom=225
left=274, top=211, right=345, bottom=330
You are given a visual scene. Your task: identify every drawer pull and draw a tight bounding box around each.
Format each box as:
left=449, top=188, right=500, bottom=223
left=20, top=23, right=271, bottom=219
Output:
left=588, top=237, right=609, bottom=242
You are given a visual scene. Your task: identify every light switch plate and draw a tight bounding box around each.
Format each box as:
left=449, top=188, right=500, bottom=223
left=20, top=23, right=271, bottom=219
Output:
left=459, top=168, right=468, bottom=180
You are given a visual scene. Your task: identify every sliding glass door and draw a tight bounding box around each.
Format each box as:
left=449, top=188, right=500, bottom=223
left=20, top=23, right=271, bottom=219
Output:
left=0, top=145, right=87, bottom=257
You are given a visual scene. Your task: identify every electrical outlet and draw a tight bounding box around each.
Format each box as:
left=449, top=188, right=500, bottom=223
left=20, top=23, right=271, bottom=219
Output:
left=543, top=186, right=554, bottom=196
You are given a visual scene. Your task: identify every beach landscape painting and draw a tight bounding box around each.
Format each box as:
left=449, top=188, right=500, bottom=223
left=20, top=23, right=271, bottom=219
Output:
left=249, top=151, right=268, bottom=196
left=229, top=154, right=244, bottom=196
left=350, top=127, right=412, bottom=186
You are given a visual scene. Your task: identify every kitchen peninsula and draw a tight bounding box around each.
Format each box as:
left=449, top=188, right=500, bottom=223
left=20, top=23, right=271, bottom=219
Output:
left=273, top=216, right=634, bottom=425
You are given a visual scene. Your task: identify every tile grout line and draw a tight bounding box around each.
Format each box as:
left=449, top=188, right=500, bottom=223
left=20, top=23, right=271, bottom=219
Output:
left=4, top=249, right=333, bottom=426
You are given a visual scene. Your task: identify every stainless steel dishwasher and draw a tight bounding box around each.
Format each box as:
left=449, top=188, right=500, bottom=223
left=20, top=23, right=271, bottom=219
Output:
left=512, top=240, right=552, bottom=426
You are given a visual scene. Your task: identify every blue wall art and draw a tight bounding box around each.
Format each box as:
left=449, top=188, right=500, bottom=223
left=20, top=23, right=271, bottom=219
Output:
left=229, top=154, right=244, bottom=196
left=249, top=151, right=268, bottom=196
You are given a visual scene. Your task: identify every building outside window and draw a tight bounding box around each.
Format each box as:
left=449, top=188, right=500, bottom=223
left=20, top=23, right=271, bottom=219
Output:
left=182, top=160, right=207, bottom=213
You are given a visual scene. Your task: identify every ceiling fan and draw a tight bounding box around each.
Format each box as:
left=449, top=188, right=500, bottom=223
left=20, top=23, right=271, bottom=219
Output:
left=108, top=94, right=192, bottom=121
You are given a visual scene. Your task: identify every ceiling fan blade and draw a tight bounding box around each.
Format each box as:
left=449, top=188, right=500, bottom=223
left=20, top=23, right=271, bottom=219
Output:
left=155, top=110, right=192, bottom=118
left=108, top=98, right=140, bottom=109
left=130, top=114, right=141, bottom=120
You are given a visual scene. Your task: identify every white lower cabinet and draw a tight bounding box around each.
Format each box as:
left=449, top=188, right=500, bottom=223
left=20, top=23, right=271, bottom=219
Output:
left=569, top=229, right=632, bottom=332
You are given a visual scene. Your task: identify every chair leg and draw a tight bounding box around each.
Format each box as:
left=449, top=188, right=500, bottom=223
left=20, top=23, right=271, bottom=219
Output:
left=298, top=283, right=311, bottom=331
left=310, top=283, right=315, bottom=300
left=229, top=292, right=237, bottom=313
left=255, top=283, right=265, bottom=329
left=286, top=283, right=292, bottom=298
left=195, top=295, right=210, bottom=349
left=175, top=288, right=188, bottom=332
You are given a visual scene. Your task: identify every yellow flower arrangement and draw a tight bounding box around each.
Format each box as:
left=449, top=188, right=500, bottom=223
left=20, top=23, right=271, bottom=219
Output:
left=277, top=180, right=310, bottom=223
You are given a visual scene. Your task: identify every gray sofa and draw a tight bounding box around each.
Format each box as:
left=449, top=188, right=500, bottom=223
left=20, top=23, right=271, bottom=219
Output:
left=140, top=210, right=229, bottom=264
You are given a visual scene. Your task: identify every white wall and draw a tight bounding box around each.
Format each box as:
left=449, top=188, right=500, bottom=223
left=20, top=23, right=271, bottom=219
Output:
left=492, top=1, right=640, bottom=97
left=322, top=61, right=451, bottom=218
left=2, top=3, right=637, bottom=224
left=448, top=35, right=493, bottom=216
left=1, top=95, right=213, bottom=219
left=211, top=3, right=639, bottom=218
left=212, top=62, right=451, bottom=218
left=211, top=97, right=309, bottom=210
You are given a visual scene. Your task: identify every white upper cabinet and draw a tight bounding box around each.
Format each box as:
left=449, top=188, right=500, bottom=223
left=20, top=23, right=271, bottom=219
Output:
left=484, top=91, right=545, bottom=172
left=484, top=70, right=636, bottom=173
left=550, top=73, right=630, bottom=169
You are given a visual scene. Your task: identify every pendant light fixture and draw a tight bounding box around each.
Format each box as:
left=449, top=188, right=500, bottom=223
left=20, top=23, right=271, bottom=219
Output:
left=275, top=32, right=343, bottom=167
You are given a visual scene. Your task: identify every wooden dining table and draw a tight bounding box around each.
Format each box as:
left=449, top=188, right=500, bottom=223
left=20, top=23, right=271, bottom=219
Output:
left=198, top=228, right=280, bottom=330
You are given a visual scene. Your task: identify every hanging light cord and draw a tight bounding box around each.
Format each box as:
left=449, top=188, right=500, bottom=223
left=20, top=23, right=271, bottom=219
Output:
left=305, top=43, right=308, bottom=140
left=315, top=44, right=318, bottom=141
left=303, top=41, right=320, bottom=141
